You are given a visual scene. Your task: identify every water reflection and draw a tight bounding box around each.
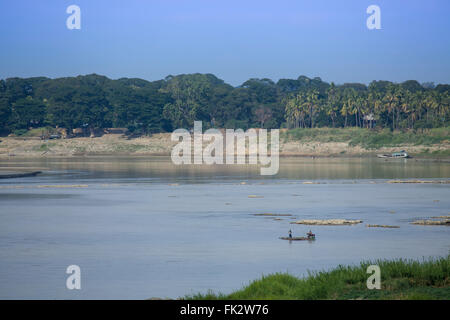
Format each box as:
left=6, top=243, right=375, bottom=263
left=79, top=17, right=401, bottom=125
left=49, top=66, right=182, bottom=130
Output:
left=0, top=156, right=449, bottom=181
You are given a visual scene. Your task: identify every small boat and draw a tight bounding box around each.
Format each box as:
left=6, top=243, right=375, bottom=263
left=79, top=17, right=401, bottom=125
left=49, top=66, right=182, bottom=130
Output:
left=279, top=237, right=313, bottom=241
left=280, top=233, right=316, bottom=241
left=377, top=150, right=409, bottom=159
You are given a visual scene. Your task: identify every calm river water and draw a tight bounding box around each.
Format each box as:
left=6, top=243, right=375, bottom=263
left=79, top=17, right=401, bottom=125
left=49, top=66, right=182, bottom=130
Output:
left=0, top=157, right=449, bottom=299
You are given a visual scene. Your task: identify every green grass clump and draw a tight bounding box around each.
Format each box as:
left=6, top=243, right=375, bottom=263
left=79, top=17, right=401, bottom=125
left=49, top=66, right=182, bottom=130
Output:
left=12, top=129, right=29, bottom=136
left=15, top=126, right=57, bottom=137
left=112, top=143, right=147, bottom=152
left=282, top=127, right=450, bottom=149
left=430, top=149, right=450, bottom=157
left=282, top=127, right=360, bottom=143
left=32, top=142, right=56, bottom=152
left=184, top=257, right=449, bottom=300
left=349, top=128, right=450, bottom=149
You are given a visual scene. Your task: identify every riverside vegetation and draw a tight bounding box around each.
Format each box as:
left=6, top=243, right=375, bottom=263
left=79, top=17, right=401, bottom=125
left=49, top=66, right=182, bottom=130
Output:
left=185, top=257, right=450, bottom=300
left=0, top=74, right=449, bottom=136
left=1, top=74, right=448, bottom=158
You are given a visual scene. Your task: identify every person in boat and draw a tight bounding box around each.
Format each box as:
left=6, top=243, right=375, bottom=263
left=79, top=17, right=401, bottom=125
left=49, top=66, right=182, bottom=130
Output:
left=288, top=229, right=292, bottom=239
left=307, top=230, right=315, bottom=239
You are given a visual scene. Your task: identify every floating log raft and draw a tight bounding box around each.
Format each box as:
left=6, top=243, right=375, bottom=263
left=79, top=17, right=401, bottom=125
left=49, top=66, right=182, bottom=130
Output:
left=411, top=219, right=450, bottom=226
left=366, top=224, right=400, bottom=228
left=290, top=219, right=362, bottom=225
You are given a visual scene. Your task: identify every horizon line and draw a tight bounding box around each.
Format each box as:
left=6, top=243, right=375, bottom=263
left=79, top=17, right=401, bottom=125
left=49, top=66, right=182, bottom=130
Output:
left=1, top=73, right=448, bottom=88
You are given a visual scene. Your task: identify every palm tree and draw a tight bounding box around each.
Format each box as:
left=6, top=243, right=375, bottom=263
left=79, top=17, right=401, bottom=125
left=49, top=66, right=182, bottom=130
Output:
left=383, top=85, right=400, bottom=130
left=284, top=92, right=308, bottom=128
left=305, top=90, right=320, bottom=128
left=326, top=83, right=340, bottom=128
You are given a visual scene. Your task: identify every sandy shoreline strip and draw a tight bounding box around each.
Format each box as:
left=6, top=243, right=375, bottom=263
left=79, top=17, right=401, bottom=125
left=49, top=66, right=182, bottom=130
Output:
left=0, top=134, right=449, bottom=160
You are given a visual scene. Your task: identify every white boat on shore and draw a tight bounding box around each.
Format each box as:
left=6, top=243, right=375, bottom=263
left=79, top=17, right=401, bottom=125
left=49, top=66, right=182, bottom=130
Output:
left=377, top=150, right=409, bottom=159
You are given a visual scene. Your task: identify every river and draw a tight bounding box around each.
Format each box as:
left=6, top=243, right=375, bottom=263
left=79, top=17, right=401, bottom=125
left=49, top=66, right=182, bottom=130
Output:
left=0, top=157, right=449, bottom=299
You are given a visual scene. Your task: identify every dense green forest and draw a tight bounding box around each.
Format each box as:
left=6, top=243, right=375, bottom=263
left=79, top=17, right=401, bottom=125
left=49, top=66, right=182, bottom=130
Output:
left=0, top=73, right=449, bottom=136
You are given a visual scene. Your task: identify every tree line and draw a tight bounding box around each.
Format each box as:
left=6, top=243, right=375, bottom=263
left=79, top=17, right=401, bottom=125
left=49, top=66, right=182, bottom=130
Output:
left=0, top=73, right=448, bottom=136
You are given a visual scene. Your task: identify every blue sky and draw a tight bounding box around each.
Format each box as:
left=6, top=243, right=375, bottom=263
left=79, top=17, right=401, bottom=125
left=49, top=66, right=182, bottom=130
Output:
left=1, top=0, right=449, bottom=86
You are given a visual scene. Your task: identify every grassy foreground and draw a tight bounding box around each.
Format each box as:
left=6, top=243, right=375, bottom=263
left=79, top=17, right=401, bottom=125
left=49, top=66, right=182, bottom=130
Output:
left=185, top=257, right=449, bottom=300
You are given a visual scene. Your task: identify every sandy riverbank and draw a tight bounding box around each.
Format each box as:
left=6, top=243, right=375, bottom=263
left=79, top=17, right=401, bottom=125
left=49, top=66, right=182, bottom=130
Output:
left=0, top=133, right=449, bottom=159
